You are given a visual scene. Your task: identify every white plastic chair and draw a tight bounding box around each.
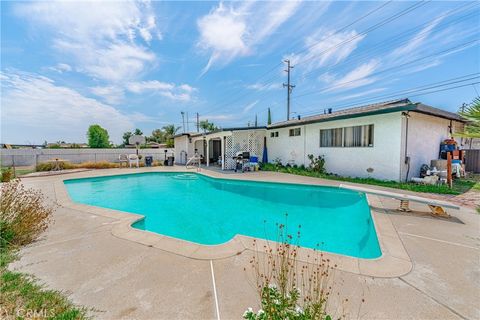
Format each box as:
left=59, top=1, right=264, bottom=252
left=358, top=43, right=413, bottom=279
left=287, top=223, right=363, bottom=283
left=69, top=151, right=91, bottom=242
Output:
left=119, top=154, right=128, bottom=168
left=128, top=154, right=139, bottom=168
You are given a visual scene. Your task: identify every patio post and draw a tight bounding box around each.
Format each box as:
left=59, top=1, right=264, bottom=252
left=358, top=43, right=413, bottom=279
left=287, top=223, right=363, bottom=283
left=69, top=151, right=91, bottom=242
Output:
left=206, top=138, right=210, bottom=167
left=221, top=136, right=226, bottom=170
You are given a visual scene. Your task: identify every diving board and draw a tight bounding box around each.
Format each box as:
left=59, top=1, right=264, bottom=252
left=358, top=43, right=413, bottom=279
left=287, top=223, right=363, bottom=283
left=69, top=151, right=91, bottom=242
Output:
left=339, top=184, right=460, bottom=217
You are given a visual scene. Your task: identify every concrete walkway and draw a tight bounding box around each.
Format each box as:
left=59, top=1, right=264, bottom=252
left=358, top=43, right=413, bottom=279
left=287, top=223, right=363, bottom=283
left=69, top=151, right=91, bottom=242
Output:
left=10, top=168, right=480, bottom=319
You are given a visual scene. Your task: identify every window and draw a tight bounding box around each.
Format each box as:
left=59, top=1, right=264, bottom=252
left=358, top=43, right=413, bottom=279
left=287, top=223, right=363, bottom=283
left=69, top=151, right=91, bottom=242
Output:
left=270, top=131, right=279, bottom=138
left=320, top=128, right=343, bottom=147
left=289, top=128, right=301, bottom=137
left=275, top=131, right=279, bottom=137
left=319, top=124, right=374, bottom=147
left=344, top=124, right=374, bottom=147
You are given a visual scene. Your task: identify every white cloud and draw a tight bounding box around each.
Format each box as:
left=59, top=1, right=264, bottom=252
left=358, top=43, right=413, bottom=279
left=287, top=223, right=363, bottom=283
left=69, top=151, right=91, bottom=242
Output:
left=323, top=59, right=380, bottom=92
left=14, top=1, right=160, bottom=82
left=0, top=71, right=146, bottom=144
left=335, top=87, right=387, bottom=102
left=47, top=63, right=72, bottom=73
left=199, top=114, right=235, bottom=121
left=243, top=100, right=259, bottom=113
left=127, top=81, right=174, bottom=93
left=197, top=1, right=301, bottom=75
left=389, top=16, right=444, bottom=59
left=288, top=29, right=365, bottom=75
left=246, top=82, right=282, bottom=91
left=126, top=80, right=197, bottom=102
left=90, top=85, right=125, bottom=105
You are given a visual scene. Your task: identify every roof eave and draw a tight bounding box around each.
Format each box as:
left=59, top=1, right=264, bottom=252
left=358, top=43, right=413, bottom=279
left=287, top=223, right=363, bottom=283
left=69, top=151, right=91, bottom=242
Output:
left=268, top=104, right=415, bottom=129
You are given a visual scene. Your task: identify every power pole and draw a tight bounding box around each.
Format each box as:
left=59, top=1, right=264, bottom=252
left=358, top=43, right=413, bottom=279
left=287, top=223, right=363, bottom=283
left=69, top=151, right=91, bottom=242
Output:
left=283, top=59, right=295, bottom=121
left=181, top=111, right=185, bottom=133
left=186, top=112, right=190, bottom=132
left=196, top=113, right=200, bottom=132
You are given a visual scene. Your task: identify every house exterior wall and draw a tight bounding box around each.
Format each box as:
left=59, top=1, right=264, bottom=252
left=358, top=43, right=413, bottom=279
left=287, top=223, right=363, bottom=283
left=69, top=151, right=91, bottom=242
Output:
left=401, top=112, right=463, bottom=180
left=267, top=112, right=404, bottom=181
left=173, top=135, right=194, bottom=164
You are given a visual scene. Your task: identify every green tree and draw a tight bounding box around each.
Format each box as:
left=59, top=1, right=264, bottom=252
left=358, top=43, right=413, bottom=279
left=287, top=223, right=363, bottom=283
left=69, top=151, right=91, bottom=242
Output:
left=87, top=124, right=110, bottom=148
left=267, top=108, right=272, bottom=125
left=122, top=131, right=133, bottom=145
left=149, top=129, right=165, bottom=143
left=199, top=120, right=217, bottom=133
left=133, top=128, right=143, bottom=136
left=162, top=124, right=181, bottom=148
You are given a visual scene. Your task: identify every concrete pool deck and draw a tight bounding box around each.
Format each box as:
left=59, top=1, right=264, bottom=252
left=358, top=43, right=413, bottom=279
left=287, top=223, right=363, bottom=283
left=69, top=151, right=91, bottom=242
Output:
left=11, top=166, right=480, bottom=319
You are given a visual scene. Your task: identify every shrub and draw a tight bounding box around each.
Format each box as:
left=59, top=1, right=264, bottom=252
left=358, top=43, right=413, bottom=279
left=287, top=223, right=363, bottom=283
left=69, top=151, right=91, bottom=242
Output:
left=0, top=180, right=54, bottom=250
left=1, top=168, right=13, bottom=182
left=307, top=154, right=326, bottom=174
left=152, top=160, right=163, bottom=166
left=35, top=161, right=75, bottom=172
left=244, top=222, right=345, bottom=320
left=77, top=161, right=119, bottom=169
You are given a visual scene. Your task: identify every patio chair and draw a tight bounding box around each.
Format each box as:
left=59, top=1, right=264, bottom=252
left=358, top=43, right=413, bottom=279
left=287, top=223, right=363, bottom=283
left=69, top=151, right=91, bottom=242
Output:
left=128, top=154, right=139, bottom=168
left=119, top=154, right=128, bottom=168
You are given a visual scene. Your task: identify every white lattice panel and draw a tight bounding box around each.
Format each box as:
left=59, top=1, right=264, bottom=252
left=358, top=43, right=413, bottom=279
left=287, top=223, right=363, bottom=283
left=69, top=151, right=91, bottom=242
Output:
left=224, top=130, right=265, bottom=170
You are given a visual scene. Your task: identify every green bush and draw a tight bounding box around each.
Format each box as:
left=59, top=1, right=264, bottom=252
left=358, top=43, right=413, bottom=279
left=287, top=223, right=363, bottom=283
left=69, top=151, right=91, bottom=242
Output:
left=1, top=167, right=13, bottom=182
left=244, top=223, right=339, bottom=320
left=0, top=180, right=54, bottom=250
left=307, top=154, right=326, bottom=173
left=0, top=181, right=87, bottom=319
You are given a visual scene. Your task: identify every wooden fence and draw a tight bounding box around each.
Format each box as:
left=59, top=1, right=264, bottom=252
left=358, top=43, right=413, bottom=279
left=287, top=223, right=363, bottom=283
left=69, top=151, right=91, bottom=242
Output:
left=465, top=149, right=480, bottom=173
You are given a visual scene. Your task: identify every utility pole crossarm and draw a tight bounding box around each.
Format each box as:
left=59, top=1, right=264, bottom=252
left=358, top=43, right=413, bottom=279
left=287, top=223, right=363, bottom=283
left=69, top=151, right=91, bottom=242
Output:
left=283, top=59, right=295, bottom=121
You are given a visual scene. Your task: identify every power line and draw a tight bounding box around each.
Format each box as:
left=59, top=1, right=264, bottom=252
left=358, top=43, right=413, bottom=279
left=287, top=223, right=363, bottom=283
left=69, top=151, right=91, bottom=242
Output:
left=293, top=0, right=431, bottom=68
left=294, top=74, right=480, bottom=117
left=232, top=2, right=479, bottom=123
left=294, top=3, right=479, bottom=84
left=199, top=1, right=427, bottom=118
left=293, top=39, right=480, bottom=99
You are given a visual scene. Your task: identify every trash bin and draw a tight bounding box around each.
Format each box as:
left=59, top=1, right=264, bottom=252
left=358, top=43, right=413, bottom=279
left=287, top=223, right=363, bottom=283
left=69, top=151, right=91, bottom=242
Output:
left=167, top=156, right=174, bottom=166
left=145, top=156, right=153, bottom=167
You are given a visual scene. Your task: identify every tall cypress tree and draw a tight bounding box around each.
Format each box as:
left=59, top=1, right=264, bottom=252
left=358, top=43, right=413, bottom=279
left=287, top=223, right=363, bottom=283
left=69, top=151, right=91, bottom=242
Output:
left=267, top=108, right=272, bottom=125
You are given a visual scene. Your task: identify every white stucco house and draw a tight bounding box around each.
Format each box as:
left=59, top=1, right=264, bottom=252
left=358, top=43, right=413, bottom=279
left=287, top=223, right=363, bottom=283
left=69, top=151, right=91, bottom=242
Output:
left=174, top=99, right=466, bottom=181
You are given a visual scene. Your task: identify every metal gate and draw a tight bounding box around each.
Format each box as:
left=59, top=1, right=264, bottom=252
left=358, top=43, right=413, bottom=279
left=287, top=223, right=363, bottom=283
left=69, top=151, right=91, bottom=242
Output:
left=465, top=149, right=480, bottom=173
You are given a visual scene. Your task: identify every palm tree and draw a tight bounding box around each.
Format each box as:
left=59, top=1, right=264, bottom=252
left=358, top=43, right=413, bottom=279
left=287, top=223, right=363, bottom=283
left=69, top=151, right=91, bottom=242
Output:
left=162, top=124, right=181, bottom=147
left=199, top=120, right=217, bottom=133
left=455, top=97, right=480, bottom=148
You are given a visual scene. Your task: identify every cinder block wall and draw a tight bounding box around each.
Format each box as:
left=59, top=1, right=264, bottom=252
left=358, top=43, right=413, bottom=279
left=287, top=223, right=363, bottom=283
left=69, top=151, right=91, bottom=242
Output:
left=0, top=148, right=174, bottom=166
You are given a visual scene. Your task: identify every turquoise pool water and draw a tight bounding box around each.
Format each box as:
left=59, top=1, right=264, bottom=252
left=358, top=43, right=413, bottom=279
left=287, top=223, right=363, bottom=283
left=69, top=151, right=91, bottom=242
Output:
left=64, top=172, right=381, bottom=259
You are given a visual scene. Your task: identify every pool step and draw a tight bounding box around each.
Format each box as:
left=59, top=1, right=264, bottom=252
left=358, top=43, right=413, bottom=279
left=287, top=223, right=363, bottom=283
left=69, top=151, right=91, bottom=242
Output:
left=173, top=174, right=198, bottom=180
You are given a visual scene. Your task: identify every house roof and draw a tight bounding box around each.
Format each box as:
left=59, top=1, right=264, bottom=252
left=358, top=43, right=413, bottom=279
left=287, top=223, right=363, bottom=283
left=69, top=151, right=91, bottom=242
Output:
left=268, top=98, right=465, bottom=129
left=173, top=126, right=266, bottom=138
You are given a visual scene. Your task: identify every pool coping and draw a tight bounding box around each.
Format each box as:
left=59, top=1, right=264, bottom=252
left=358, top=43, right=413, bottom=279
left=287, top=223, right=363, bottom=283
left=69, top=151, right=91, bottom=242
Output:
left=51, top=167, right=412, bottom=278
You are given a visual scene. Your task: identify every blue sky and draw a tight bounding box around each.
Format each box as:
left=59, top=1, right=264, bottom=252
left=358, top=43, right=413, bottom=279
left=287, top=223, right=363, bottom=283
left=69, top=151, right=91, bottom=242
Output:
left=1, top=0, right=479, bottom=144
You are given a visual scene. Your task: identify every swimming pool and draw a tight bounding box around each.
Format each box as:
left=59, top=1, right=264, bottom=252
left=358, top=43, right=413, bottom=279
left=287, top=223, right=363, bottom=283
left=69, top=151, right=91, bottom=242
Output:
left=64, top=172, right=381, bottom=259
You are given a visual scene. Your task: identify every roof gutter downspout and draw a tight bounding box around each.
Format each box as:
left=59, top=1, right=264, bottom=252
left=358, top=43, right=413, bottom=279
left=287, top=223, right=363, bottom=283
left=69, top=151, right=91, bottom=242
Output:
left=402, top=111, right=411, bottom=182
